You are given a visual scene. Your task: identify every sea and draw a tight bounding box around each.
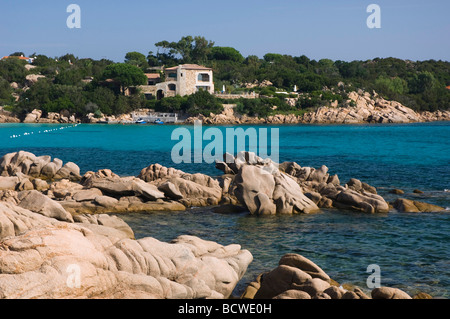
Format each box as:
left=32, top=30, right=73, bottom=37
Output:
left=1, top=122, right=449, bottom=298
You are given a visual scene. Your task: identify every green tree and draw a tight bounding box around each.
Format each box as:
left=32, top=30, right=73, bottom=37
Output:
left=42, top=96, right=74, bottom=114
left=209, top=47, right=244, bottom=62
left=0, top=77, right=13, bottom=104
left=263, top=53, right=283, bottom=63
left=101, top=63, right=147, bottom=94
left=125, top=51, right=149, bottom=70
left=191, top=36, right=214, bottom=64
left=154, top=35, right=214, bottom=65
left=184, top=90, right=223, bottom=116
left=408, top=71, right=438, bottom=94
left=54, top=68, right=84, bottom=86
left=84, top=86, right=116, bottom=115
left=0, top=58, right=28, bottom=84
left=9, top=52, right=25, bottom=57
left=146, top=51, right=160, bottom=67
left=154, top=40, right=180, bottom=66
left=375, top=76, right=408, bottom=98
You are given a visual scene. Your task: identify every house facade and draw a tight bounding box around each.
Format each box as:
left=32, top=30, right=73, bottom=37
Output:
left=139, top=64, right=214, bottom=100
left=1, top=55, right=34, bottom=64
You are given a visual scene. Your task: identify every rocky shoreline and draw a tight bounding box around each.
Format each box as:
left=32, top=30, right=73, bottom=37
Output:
left=0, top=150, right=446, bottom=299
left=187, top=90, right=450, bottom=125
left=1, top=90, right=450, bottom=125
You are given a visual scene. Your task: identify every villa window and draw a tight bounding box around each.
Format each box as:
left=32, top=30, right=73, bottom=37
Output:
left=168, top=73, right=177, bottom=80
left=168, top=84, right=176, bottom=91
left=198, top=73, right=210, bottom=82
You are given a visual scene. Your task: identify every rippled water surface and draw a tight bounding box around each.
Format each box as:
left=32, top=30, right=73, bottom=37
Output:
left=1, top=122, right=449, bottom=297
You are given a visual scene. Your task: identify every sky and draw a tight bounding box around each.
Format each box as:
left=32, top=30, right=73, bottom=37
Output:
left=0, top=0, right=449, bottom=62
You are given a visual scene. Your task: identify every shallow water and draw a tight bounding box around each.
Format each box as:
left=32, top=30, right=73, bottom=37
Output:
left=1, top=122, right=449, bottom=297
left=117, top=208, right=450, bottom=298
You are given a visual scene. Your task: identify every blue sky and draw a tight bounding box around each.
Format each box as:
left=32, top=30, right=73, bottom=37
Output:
left=1, top=0, right=449, bottom=62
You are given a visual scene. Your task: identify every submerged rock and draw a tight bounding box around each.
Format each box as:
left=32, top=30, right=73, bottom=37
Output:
left=392, top=198, right=445, bottom=213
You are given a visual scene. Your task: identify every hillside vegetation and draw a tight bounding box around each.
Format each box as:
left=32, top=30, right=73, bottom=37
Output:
left=0, top=36, right=448, bottom=120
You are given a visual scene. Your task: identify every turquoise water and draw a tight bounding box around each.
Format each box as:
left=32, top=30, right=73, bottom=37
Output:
left=1, top=122, right=449, bottom=297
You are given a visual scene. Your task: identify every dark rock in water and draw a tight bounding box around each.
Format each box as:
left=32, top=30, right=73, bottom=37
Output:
left=213, top=204, right=247, bottom=214
left=413, top=292, right=433, bottom=299
left=392, top=198, right=445, bottom=213
left=372, top=287, right=412, bottom=299
left=389, top=188, right=405, bottom=195
left=413, top=189, right=424, bottom=194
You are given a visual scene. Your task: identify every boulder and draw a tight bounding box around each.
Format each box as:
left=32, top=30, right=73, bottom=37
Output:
left=17, top=190, right=74, bottom=222
left=254, top=265, right=312, bottom=299
left=60, top=197, right=186, bottom=215
left=234, top=165, right=276, bottom=215
left=72, top=188, right=103, bottom=202
left=334, top=189, right=389, bottom=214
left=279, top=253, right=330, bottom=281
left=323, top=286, right=347, bottom=299
left=233, top=159, right=319, bottom=215
left=0, top=202, right=62, bottom=239
left=28, top=156, right=51, bottom=177
left=0, top=215, right=252, bottom=299
left=273, top=290, right=311, bottom=299
left=32, top=178, right=49, bottom=192
left=141, top=164, right=222, bottom=207
left=23, top=109, right=42, bottom=123
left=272, top=171, right=319, bottom=214
left=73, top=214, right=134, bottom=240
left=371, top=287, right=412, bottom=299
left=83, top=176, right=135, bottom=197
left=138, top=163, right=185, bottom=182
left=0, top=176, right=19, bottom=190
left=0, top=152, right=81, bottom=181
left=93, top=195, right=119, bottom=208
left=393, top=198, right=445, bottom=213
left=0, top=190, right=19, bottom=205
left=221, top=152, right=388, bottom=215
left=157, top=181, right=184, bottom=200
left=131, top=179, right=165, bottom=201
left=292, top=278, right=331, bottom=297
left=389, top=188, right=405, bottom=195
left=54, top=162, right=81, bottom=181
left=15, top=178, right=34, bottom=191
left=83, top=174, right=166, bottom=202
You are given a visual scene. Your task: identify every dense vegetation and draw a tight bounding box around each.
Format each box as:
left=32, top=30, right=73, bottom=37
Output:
left=0, top=36, right=448, bottom=120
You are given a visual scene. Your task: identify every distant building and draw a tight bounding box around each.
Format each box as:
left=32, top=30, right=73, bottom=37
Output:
left=139, top=64, right=214, bottom=100
left=145, top=73, right=161, bottom=86
left=1, top=55, right=34, bottom=64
